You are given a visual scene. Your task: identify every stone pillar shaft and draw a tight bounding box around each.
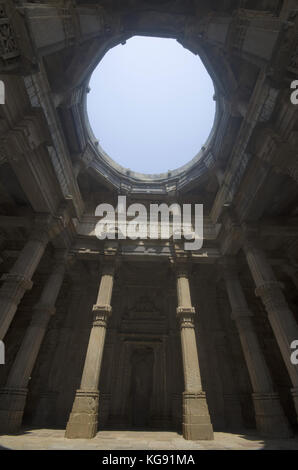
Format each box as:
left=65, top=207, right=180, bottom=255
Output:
left=178, top=310, right=202, bottom=393
left=0, top=229, right=49, bottom=340
left=175, top=264, right=213, bottom=441
left=80, top=310, right=109, bottom=391
left=223, top=261, right=291, bottom=437
left=8, top=261, right=66, bottom=388
left=243, top=239, right=298, bottom=418
left=177, top=273, right=193, bottom=309
left=0, top=253, right=66, bottom=433
left=225, top=273, right=272, bottom=393
left=80, top=264, right=114, bottom=390
left=65, top=260, right=115, bottom=439
left=95, top=267, right=114, bottom=311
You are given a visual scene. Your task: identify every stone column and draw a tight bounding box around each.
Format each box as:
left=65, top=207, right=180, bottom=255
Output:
left=65, top=259, right=116, bottom=439
left=243, top=232, right=298, bottom=419
left=0, top=251, right=67, bottom=433
left=175, top=262, right=213, bottom=440
left=0, top=223, right=50, bottom=340
left=222, top=259, right=292, bottom=437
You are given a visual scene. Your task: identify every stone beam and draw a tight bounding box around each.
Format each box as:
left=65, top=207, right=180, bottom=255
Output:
left=0, top=216, right=31, bottom=230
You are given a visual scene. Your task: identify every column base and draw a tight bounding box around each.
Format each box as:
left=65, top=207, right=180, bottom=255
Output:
left=65, top=389, right=99, bottom=439
left=182, top=392, right=214, bottom=441
left=252, top=392, right=293, bottom=438
left=0, top=387, right=28, bottom=434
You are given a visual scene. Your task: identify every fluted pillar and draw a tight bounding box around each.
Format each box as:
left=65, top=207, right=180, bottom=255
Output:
left=0, top=251, right=67, bottom=433
left=222, top=259, right=292, bottom=437
left=242, top=230, right=298, bottom=419
left=65, top=258, right=116, bottom=439
left=175, top=262, right=213, bottom=440
left=0, top=222, right=50, bottom=340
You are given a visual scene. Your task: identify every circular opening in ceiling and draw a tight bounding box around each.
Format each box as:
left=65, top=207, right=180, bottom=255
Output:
left=87, top=36, right=216, bottom=176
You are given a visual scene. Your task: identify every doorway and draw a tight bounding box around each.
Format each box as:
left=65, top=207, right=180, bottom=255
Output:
left=130, top=347, right=154, bottom=427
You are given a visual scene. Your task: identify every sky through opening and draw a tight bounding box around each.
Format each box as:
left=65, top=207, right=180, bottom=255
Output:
left=87, top=36, right=215, bottom=175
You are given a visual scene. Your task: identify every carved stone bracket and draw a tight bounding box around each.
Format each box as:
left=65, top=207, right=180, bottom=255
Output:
left=176, top=306, right=196, bottom=328
left=0, top=273, right=33, bottom=293
left=183, top=391, right=207, bottom=400
left=92, top=304, right=112, bottom=327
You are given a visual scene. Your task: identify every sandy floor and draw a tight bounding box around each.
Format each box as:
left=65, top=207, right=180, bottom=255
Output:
left=0, top=428, right=298, bottom=450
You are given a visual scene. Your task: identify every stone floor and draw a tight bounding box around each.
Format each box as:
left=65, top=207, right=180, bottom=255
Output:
left=0, top=429, right=298, bottom=450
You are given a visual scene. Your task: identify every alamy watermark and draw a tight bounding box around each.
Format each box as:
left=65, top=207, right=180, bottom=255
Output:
left=95, top=196, right=203, bottom=250
left=0, top=340, right=4, bottom=365
left=291, top=340, right=298, bottom=365
left=290, top=80, right=298, bottom=105
left=0, top=80, right=4, bottom=105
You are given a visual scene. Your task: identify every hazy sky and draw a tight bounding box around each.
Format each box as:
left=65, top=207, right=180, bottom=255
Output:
left=87, top=36, right=215, bottom=175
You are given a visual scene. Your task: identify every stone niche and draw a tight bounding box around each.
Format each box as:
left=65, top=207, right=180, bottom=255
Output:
left=104, top=294, right=178, bottom=430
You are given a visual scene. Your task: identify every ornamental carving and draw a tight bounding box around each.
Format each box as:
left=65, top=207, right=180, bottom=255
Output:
left=0, top=3, right=20, bottom=70
left=176, top=306, right=196, bottom=328
left=92, top=304, right=112, bottom=327
left=124, top=296, right=162, bottom=320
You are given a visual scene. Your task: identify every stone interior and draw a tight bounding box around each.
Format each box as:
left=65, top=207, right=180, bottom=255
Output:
left=0, top=0, right=298, bottom=448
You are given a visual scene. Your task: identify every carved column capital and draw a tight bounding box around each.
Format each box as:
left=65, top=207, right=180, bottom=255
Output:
left=175, top=266, right=190, bottom=279
left=103, top=240, right=119, bottom=256
left=100, top=242, right=120, bottom=275
left=169, top=240, right=192, bottom=271
left=171, top=256, right=192, bottom=278
left=101, top=260, right=116, bottom=277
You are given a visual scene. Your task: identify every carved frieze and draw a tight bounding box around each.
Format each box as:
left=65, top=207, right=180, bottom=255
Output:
left=120, top=293, right=167, bottom=336
left=123, top=296, right=162, bottom=320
